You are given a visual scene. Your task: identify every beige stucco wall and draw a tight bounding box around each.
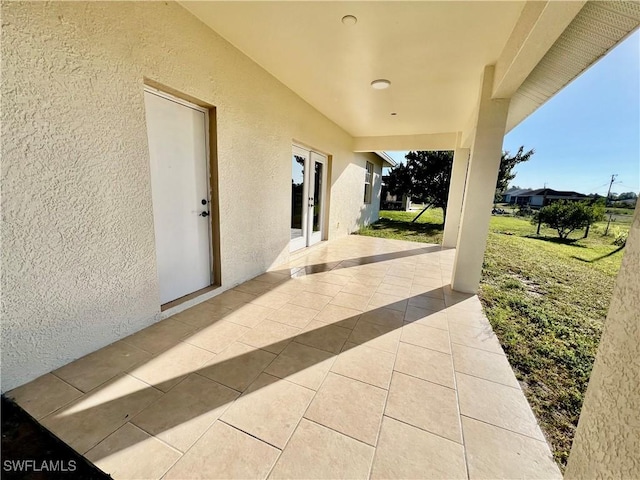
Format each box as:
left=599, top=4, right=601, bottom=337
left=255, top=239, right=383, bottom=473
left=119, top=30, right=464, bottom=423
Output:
left=346, top=152, right=383, bottom=229
left=1, top=1, right=380, bottom=391
left=565, top=205, right=640, bottom=478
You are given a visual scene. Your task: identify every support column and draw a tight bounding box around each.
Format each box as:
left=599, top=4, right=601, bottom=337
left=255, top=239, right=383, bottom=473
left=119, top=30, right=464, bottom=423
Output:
left=442, top=145, right=470, bottom=248
left=565, top=205, right=639, bottom=478
left=451, top=66, right=510, bottom=293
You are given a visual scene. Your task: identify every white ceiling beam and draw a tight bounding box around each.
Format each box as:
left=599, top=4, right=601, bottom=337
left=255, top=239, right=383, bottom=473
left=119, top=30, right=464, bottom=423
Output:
left=492, top=0, right=586, bottom=99
left=353, top=133, right=458, bottom=152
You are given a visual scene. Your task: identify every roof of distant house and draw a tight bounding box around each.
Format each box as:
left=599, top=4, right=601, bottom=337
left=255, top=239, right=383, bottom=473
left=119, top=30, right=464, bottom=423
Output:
left=520, top=188, right=589, bottom=198
left=376, top=152, right=397, bottom=168
left=505, top=188, right=534, bottom=197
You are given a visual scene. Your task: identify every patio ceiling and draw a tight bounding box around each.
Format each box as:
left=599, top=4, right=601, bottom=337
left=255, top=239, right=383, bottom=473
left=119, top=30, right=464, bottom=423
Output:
left=180, top=1, right=639, bottom=150
left=180, top=1, right=525, bottom=138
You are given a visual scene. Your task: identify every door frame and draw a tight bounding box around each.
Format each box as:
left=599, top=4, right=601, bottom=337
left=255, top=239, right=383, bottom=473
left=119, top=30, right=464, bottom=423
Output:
left=290, top=144, right=328, bottom=252
left=290, top=145, right=310, bottom=252
left=144, top=84, right=220, bottom=307
left=308, top=151, right=328, bottom=246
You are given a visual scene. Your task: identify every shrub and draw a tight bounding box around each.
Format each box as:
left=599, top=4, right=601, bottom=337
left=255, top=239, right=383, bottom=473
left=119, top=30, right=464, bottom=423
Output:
left=533, top=201, right=598, bottom=239
left=516, top=205, right=533, bottom=217
left=612, top=228, right=628, bottom=246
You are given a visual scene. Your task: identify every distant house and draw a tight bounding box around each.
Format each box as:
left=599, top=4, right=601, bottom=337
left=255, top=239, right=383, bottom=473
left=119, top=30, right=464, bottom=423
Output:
left=380, top=175, right=411, bottom=210
left=504, top=188, right=533, bottom=204
left=613, top=197, right=637, bottom=207
left=518, top=188, right=591, bottom=208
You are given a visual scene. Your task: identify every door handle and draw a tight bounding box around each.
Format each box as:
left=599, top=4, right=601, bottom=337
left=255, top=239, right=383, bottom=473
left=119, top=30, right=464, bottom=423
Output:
left=199, top=211, right=210, bottom=217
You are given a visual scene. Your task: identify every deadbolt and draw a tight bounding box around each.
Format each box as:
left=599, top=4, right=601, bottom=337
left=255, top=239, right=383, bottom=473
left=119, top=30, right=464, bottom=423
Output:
left=199, top=211, right=210, bottom=217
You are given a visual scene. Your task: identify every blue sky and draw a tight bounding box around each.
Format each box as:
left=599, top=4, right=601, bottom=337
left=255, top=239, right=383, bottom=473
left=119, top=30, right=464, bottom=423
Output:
left=386, top=30, right=639, bottom=196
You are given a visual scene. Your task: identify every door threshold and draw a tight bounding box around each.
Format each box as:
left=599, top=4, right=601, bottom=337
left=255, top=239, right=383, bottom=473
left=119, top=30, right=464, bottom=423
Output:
left=161, top=284, right=221, bottom=312
left=288, top=241, right=327, bottom=263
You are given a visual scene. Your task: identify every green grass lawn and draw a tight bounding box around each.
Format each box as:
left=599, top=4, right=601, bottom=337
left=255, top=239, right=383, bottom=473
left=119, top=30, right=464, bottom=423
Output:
left=606, top=206, right=635, bottom=215
left=358, top=208, right=444, bottom=244
left=357, top=209, right=629, bottom=470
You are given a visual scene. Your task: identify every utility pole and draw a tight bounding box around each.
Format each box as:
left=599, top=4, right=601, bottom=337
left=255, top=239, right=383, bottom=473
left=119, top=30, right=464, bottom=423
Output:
left=604, top=174, right=617, bottom=236
left=536, top=182, right=548, bottom=235
left=605, top=174, right=617, bottom=206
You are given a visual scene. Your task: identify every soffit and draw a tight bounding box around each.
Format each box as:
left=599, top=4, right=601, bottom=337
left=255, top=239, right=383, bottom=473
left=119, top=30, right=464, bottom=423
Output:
left=180, top=1, right=525, bottom=137
left=506, top=1, right=640, bottom=132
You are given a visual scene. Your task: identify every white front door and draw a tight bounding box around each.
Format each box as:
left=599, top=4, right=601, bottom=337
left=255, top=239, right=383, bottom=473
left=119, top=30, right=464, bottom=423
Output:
left=144, top=88, right=212, bottom=305
left=290, top=146, right=327, bottom=251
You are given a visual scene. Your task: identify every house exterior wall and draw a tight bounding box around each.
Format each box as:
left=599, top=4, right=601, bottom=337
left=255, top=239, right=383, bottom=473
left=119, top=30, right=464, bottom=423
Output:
left=565, top=205, right=640, bottom=478
left=357, top=153, right=383, bottom=227
left=1, top=1, right=378, bottom=391
left=529, top=195, right=544, bottom=207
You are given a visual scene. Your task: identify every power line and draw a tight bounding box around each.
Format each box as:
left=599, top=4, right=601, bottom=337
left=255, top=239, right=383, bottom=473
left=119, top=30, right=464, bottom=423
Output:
left=604, top=174, right=618, bottom=236
left=586, top=182, right=612, bottom=192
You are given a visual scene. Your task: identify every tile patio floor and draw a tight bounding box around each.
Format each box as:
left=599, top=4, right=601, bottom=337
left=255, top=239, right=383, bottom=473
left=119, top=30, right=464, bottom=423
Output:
left=8, top=235, right=562, bottom=479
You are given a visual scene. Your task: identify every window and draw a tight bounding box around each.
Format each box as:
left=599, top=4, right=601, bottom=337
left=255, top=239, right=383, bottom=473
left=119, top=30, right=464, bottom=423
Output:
left=364, top=161, right=374, bottom=204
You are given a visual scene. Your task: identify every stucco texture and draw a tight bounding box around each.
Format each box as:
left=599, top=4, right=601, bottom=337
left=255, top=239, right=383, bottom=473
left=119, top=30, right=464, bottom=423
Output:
left=565, top=206, right=640, bottom=478
left=1, top=1, right=381, bottom=391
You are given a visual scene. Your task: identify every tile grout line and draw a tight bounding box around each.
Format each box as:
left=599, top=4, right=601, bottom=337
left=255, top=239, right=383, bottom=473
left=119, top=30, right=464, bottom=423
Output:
left=263, top=333, right=345, bottom=479
left=401, top=319, right=449, bottom=332
left=444, top=299, right=472, bottom=480
left=161, top=373, right=288, bottom=477
left=453, top=370, right=522, bottom=391
left=97, top=421, right=184, bottom=474
left=380, top=413, right=465, bottom=447
left=327, top=369, right=390, bottom=394
left=366, top=283, right=408, bottom=480
left=302, top=416, right=377, bottom=449
left=44, top=370, right=164, bottom=421
left=459, top=414, right=549, bottom=445
left=389, top=368, right=456, bottom=392
left=42, top=365, right=192, bottom=467
left=191, top=371, right=243, bottom=395
left=448, top=338, right=507, bottom=357
left=397, top=337, right=451, bottom=356
left=217, top=419, right=284, bottom=451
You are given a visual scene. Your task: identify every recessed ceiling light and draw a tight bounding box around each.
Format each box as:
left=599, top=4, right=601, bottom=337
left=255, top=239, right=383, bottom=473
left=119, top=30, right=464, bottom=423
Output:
left=342, top=15, right=357, bottom=25
left=371, top=79, right=391, bottom=90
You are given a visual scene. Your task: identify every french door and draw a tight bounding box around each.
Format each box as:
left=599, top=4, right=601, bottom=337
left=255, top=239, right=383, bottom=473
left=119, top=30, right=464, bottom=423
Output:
left=144, top=88, right=213, bottom=305
left=290, top=145, right=327, bottom=251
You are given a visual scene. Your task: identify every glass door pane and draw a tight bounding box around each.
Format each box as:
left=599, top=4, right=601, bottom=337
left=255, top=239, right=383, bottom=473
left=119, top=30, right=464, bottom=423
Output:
left=291, top=148, right=310, bottom=252
left=312, top=160, right=323, bottom=233
left=308, top=151, right=326, bottom=246
left=291, top=154, right=305, bottom=240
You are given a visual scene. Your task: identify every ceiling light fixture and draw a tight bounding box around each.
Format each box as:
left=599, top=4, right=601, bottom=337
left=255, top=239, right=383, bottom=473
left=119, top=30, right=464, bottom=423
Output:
left=341, top=15, right=357, bottom=25
left=371, top=79, right=391, bottom=90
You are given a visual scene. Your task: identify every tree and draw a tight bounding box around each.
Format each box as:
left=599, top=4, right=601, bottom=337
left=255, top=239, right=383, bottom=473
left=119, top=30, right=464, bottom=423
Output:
left=617, top=192, right=638, bottom=200
left=387, top=146, right=533, bottom=223
left=533, top=201, right=597, bottom=239
left=583, top=199, right=605, bottom=238
left=495, top=146, right=535, bottom=199
left=386, top=151, right=453, bottom=221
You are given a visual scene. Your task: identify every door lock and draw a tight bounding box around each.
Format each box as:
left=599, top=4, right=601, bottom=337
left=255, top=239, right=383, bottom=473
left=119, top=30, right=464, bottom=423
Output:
left=199, top=211, right=210, bottom=217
